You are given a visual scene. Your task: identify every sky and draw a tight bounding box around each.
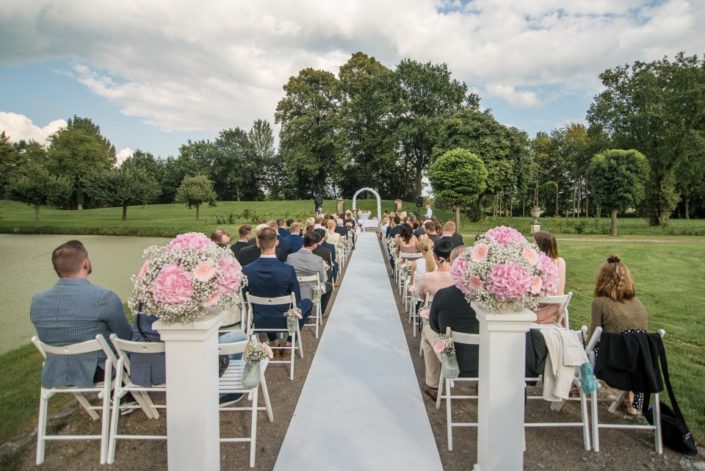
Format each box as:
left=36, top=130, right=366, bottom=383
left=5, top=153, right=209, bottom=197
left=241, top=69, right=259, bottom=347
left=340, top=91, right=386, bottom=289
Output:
left=1, top=0, right=704, bottom=161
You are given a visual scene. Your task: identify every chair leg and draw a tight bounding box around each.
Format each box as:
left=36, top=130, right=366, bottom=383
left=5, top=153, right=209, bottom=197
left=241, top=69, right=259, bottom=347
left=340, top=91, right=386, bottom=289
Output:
left=99, top=380, right=111, bottom=464
left=74, top=392, right=100, bottom=420
left=446, top=379, right=453, bottom=451
left=107, top=387, right=122, bottom=464
left=260, top=375, right=274, bottom=422
left=580, top=390, right=591, bottom=451
left=297, top=328, right=304, bottom=359
left=36, top=390, right=49, bottom=465
left=436, top=374, right=444, bottom=410
left=289, top=332, right=296, bottom=381
left=591, top=390, right=600, bottom=452
left=249, top=387, right=259, bottom=468
left=653, top=393, right=663, bottom=454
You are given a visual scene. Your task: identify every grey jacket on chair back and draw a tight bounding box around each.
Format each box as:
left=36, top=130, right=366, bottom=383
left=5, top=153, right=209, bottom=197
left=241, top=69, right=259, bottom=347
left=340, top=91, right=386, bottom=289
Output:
left=286, top=249, right=326, bottom=301
left=30, top=279, right=133, bottom=387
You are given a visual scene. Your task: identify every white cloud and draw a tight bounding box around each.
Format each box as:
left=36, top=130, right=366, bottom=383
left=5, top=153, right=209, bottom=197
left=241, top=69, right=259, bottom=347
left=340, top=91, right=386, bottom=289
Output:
left=116, top=147, right=134, bottom=166
left=1, top=0, right=703, bottom=132
left=0, top=112, right=66, bottom=145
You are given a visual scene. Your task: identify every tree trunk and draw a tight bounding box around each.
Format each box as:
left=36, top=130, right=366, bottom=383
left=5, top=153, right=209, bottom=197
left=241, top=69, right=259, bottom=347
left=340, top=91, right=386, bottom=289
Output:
left=196, top=204, right=200, bottom=221
left=122, top=205, right=127, bottom=221
left=610, top=209, right=618, bottom=237
left=685, top=199, right=690, bottom=220
left=455, top=205, right=461, bottom=231
left=34, top=205, right=40, bottom=222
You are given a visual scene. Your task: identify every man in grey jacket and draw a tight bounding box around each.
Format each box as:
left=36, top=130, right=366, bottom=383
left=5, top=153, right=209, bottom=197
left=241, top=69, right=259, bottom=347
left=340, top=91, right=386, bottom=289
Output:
left=30, top=240, right=133, bottom=387
left=286, top=231, right=333, bottom=312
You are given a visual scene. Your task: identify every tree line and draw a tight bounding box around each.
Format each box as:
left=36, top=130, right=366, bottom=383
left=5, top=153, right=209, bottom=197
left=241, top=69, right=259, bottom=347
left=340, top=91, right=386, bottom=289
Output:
left=1, top=51, right=703, bottom=225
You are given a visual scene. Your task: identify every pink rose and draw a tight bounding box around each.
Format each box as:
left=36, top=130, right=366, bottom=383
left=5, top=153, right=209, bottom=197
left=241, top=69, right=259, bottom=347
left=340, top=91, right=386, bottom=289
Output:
left=530, top=276, right=543, bottom=294
left=522, top=247, right=539, bottom=265
left=262, top=343, right=274, bottom=359
left=433, top=339, right=446, bottom=353
left=469, top=275, right=483, bottom=291
left=194, top=261, right=216, bottom=282
left=151, top=264, right=193, bottom=305
left=137, top=261, right=150, bottom=280
left=487, top=262, right=531, bottom=301
left=419, top=309, right=430, bottom=319
left=201, top=290, right=221, bottom=307
left=471, top=243, right=489, bottom=262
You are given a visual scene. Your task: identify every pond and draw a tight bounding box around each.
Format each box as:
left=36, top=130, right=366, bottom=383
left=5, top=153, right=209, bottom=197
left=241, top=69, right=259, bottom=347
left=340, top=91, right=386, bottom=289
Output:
left=0, top=234, right=169, bottom=354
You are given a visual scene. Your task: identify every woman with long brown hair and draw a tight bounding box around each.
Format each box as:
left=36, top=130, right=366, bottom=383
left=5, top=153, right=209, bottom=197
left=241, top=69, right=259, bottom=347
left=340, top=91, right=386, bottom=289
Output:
left=533, top=231, right=566, bottom=324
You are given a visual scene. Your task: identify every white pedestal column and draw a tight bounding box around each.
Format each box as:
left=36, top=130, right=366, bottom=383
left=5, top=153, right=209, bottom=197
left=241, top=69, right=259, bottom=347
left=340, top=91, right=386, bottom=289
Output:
left=473, top=305, right=536, bottom=471
left=155, top=312, right=224, bottom=471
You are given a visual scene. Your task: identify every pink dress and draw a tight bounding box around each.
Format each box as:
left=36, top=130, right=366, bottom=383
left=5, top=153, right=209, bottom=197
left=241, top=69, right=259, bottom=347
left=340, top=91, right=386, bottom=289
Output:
left=535, top=257, right=567, bottom=324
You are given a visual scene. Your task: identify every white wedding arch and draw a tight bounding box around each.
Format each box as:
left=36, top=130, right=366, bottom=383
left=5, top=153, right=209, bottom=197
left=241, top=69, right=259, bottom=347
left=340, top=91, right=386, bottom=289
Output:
left=351, top=187, right=382, bottom=221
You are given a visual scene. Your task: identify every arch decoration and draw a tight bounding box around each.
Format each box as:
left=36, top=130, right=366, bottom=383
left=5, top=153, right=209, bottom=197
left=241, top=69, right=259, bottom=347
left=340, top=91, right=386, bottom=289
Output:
left=351, top=187, right=382, bottom=221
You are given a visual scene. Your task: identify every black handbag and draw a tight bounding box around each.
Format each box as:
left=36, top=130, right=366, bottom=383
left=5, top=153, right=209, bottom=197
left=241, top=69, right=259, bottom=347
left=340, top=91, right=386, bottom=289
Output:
left=643, top=338, right=698, bottom=455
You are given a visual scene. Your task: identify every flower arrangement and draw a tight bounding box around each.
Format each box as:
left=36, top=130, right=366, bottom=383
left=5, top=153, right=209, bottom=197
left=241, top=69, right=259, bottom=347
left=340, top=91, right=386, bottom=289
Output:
left=285, top=306, right=303, bottom=333
left=451, top=225, right=559, bottom=312
left=129, top=232, right=245, bottom=323
left=433, top=333, right=455, bottom=356
left=433, top=333, right=459, bottom=378
left=245, top=338, right=274, bottom=363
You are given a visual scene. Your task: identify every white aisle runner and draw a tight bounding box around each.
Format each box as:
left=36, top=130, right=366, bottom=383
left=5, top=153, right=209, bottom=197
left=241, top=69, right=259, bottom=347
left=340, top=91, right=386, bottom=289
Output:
left=274, top=232, right=443, bottom=471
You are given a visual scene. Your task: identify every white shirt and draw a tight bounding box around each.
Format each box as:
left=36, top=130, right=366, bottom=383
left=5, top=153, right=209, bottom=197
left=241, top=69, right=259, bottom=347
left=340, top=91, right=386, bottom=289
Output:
left=425, top=208, right=433, bottom=218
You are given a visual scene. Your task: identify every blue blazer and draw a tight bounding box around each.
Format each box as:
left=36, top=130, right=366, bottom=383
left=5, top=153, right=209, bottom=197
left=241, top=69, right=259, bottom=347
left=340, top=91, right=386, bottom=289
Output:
left=278, top=228, right=290, bottom=239
left=288, top=234, right=304, bottom=253
left=277, top=235, right=292, bottom=257
left=242, top=257, right=310, bottom=321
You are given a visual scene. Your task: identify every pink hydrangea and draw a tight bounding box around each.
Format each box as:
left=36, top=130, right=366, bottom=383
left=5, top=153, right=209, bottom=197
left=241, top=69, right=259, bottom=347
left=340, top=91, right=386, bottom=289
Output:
left=217, top=256, right=242, bottom=295
left=433, top=339, right=446, bottom=353
left=487, top=263, right=531, bottom=301
left=151, top=264, right=193, bottom=305
left=201, top=290, right=221, bottom=307
left=484, top=226, right=526, bottom=246
left=538, top=253, right=559, bottom=295
left=470, top=243, right=489, bottom=262
left=167, top=232, right=213, bottom=252
left=451, top=256, right=474, bottom=294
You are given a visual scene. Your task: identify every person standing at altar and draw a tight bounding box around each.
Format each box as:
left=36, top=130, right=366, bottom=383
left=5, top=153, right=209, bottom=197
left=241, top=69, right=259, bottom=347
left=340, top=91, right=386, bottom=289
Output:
left=425, top=203, right=433, bottom=219
left=30, top=240, right=133, bottom=387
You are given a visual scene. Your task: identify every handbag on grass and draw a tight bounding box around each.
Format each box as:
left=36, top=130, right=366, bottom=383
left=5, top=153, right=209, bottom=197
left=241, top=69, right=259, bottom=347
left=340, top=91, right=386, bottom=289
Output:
left=643, top=338, right=698, bottom=456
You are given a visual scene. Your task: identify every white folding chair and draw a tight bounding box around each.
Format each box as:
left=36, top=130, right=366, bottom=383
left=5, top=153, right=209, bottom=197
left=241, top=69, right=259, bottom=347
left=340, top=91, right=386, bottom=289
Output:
left=218, top=339, right=274, bottom=468
left=434, top=327, right=480, bottom=451
left=31, top=334, right=115, bottom=465
left=107, top=335, right=167, bottom=464
left=219, top=291, right=247, bottom=333
left=245, top=292, right=303, bottom=380
left=297, top=273, right=323, bottom=339
left=523, top=325, right=591, bottom=451
left=586, top=327, right=665, bottom=453
left=535, top=292, right=573, bottom=329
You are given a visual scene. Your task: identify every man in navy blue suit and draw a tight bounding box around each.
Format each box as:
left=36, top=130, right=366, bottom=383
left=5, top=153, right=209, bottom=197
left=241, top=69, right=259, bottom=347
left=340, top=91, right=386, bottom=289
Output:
left=287, top=221, right=304, bottom=253
left=242, top=227, right=312, bottom=348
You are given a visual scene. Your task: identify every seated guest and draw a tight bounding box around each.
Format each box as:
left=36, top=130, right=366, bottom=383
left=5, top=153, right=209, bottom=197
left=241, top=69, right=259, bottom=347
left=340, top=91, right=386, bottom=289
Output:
left=239, top=224, right=288, bottom=265
left=268, top=220, right=292, bottom=256
left=379, top=216, right=390, bottom=240
left=334, top=218, right=347, bottom=237
left=420, top=244, right=478, bottom=401
left=589, top=255, right=648, bottom=415
left=395, top=224, right=419, bottom=256
left=314, top=228, right=338, bottom=283
left=386, top=216, right=401, bottom=239
left=421, top=220, right=440, bottom=244
left=286, top=232, right=333, bottom=312
left=326, top=218, right=342, bottom=247
left=30, top=240, right=133, bottom=387
left=276, top=218, right=289, bottom=239
left=533, top=231, right=567, bottom=324
left=440, top=221, right=464, bottom=249
left=312, top=228, right=334, bottom=282
left=413, top=219, right=425, bottom=238
left=230, top=224, right=253, bottom=261
left=411, top=238, right=435, bottom=288
left=210, top=229, right=231, bottom=248
left=243, top=227, right=312, bottom=352
left=288, top=222, right=304, bottom=252
left=417, top=239, right=455, bottom=300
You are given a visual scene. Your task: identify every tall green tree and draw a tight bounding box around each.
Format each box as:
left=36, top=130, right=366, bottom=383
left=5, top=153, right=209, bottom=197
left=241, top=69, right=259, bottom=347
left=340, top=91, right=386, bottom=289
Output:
left=587, top=149, right=650, bottom=236
left=587, top=53, right=705, bottom=225
left=337, top=52, right=396, bottom=197
left=249, top=120, right=287, bottom=199
left=46, top=116, right=116, bottom=209
left=213, top=128, right=260, bottom=201
left=428, top=148, right=487, bottom=229
left=275, top=68, right=342, bottom=198
left=9, top=162, right=71, bottom=221
left=0, top=132, right=20, bottom=197
left=674, top=132, right=705, bottom=218
left=175, top=175, right=217, bottom=221
left=83, top=166, right=159, bottom=220
left=392, top=59, right=468, bottom=198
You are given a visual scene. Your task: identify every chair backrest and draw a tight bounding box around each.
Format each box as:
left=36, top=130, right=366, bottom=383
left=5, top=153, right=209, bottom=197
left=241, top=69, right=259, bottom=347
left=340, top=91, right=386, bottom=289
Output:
left=246, top=293, right=295, bottom=307
left=110, top=334, right=165, bottom=375
left=400, top=252, right=422, bottom=260
left=297, top=274, right=320, bottom=284
left=32, top=334, right=114, bottom=360
left=537, top=291, right=573, bottom=328
left=446, top=327, right=480, bottom=346
left=218, top=338, right=249, bottom=356
left=424, top=293, right=434, bottom=308
left=585, top=326, right=666, bottom=366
